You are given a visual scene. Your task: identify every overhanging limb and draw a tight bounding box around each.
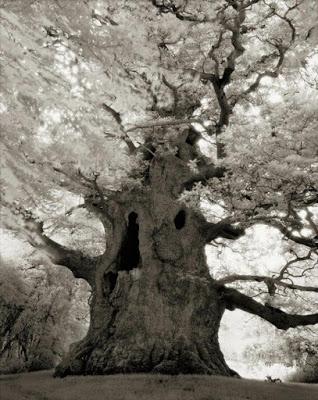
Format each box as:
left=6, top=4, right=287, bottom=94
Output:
left=218, top=286, right=318, bottom=330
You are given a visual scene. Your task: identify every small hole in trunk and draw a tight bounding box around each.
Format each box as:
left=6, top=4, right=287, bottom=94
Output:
left=174, top=210, right=186, bottom=230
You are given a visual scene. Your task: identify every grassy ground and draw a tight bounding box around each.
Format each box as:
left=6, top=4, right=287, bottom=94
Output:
left=0, top=370, right=317, bottom=400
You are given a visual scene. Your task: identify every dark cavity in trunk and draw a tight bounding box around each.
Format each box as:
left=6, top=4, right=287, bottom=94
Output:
left=174, top=210, right=186, bottom=230
left=118, top=211, right=140, bottom=271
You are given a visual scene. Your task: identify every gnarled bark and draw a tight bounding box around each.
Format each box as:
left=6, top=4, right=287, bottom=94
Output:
left=52, top=150, right=317, bottom=377
left=54, top=154, right=236, bottom=377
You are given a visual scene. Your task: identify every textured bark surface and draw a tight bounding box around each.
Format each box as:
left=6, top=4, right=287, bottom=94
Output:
left=54, top=153, right=235, bottom=377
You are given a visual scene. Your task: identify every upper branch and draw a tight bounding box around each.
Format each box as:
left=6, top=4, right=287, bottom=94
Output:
left=230, top=207, right=317, bottom=249
left=217, top=249, right=317, bottom=293
left=253, top=218, right=318, bottom=249
left=183, top=163, right=226, bottom=190
left=204, top=1, right=247, bottom=156
left=77, top=169, right=117, bottom=227
left=277, top=249, right=315, bottom=280
left=243, top=41, right=287, bottom=95
left=125, top=117, right=203, bottom=133
left=102, top=103, right=136, bottom=153
left=216, top=274, right=318, bottom=293
left=218, top=286, right=318, bottom=329
left=242, top=0, right=302, bottom=96
left=162, top=74, right=182, bottom=115
left=151, top=0, right=209, bottom=22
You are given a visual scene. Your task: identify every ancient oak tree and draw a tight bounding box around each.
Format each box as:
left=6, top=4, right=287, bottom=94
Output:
left=0, top=0, right=317, bottom=376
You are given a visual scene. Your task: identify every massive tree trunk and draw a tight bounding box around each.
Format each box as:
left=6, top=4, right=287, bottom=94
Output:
left=54, top=148, right=236, bottom=377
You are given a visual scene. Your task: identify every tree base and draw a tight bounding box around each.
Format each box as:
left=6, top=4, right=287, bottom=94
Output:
left=54, top=268, right=237, bottom=378
left=54, top=336, right=238, bottom=378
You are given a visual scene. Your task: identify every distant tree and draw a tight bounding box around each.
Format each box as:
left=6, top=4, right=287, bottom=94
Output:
left=0, top=0, right=317, bottom=376
left=0, top=255, right=89, bottom=373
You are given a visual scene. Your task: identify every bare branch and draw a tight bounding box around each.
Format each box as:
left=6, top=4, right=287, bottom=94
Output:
left=240, top=216, right=318, bottom=249
left=102, top=103, right=136, bottom=153
left=218, top=286, right=318, bottom=329
left=216, top=274, right=318, bottom=293
left=125, top=117, right=203, bottom=133
left=277, top=249, right=314, bottom=280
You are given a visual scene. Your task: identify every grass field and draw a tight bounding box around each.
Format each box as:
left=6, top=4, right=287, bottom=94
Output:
left=0, top=370, right=317, bottom=400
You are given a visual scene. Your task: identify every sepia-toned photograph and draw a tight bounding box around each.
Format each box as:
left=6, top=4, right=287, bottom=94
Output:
left=0, top=1, right=317, bottom=399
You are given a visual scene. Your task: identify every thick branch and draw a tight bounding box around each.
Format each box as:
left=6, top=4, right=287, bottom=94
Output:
left=205, top=2, right=247, bottom=157
left=219, top=286, right=318, bottom=330
left=42, top=237, right=97, bottom=284
left=183, top=163, right=226, bottom=190
left=202, top=219, right=245, bottom=242
left=26, top=220, right=97, bottom=284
